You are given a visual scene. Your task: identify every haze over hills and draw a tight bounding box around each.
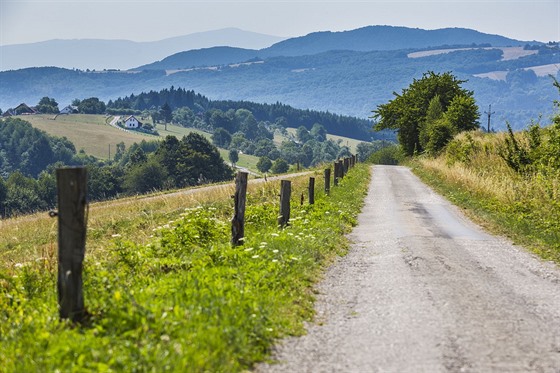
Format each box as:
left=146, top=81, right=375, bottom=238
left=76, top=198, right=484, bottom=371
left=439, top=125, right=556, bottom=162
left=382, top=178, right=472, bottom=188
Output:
left=138, top=25, right=532, bottom=71
left=1, top=25, right=558, bottom=132
left=0, top=28, right=286, bottom=71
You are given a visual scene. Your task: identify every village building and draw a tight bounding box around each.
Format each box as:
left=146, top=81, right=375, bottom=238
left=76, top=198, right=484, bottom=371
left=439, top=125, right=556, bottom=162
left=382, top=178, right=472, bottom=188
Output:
left=123, top=115, right=142, bottom=129
left=59, top=105, right=78, bottom=114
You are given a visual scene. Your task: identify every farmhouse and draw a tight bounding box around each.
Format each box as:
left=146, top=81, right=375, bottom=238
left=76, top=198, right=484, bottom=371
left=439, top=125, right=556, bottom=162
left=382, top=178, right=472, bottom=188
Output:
left=2, top=103, right=37, bottom=116
left=60, top=105, right=78, bottom=114
left=123, top=115, right=142, bottom=129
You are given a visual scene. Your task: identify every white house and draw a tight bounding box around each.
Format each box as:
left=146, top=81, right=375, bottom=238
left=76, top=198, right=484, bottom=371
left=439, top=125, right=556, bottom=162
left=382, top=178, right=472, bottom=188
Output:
left=59, top=105, right=78, bottom=114
left=123, top=115, right=142, bottom=129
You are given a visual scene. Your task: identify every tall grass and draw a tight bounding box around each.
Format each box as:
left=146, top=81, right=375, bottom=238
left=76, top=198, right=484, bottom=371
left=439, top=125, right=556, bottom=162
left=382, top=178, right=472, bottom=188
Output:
left=0, top=165, right=370, bottom=372
left=412, top=127, right=560, bottom=263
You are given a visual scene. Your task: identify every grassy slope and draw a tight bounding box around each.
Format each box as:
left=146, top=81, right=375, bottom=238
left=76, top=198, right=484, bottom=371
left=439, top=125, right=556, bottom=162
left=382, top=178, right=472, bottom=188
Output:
left=0, top=165, right=370, bottom=372
left=18, top=114, right=260, bottom=171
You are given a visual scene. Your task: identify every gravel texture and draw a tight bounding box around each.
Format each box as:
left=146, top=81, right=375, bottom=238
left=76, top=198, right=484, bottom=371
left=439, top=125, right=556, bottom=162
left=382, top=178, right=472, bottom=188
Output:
left=256, top=165, right=560, bottom=372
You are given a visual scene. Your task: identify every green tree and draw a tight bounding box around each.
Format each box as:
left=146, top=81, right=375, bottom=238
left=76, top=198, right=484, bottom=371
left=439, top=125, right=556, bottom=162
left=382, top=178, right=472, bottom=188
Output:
left=419, top=95, right=444, bottom=149
left=212, top=128, right=232, bottom=148
left=271, top=158, right=289, bottom=174
left=373, top=71, right=476, bottom=156
left=0, top=177, right=7, bottom=217
left=228, top=148, right=239, bottom=166
left=123, top=158, right=168, bottom=195
left=257, top=156, right=272, bottom=173
left=296, top=126, right=312, bottom=143
left=78, top=97, right=106, bottom=114
left=36, top=96, right=59, bottom=114
left=443, top=95, right=480, bottom=133
left=160, top=102, right=172, bottom=124
left=310, top=123, right=327, bottom=142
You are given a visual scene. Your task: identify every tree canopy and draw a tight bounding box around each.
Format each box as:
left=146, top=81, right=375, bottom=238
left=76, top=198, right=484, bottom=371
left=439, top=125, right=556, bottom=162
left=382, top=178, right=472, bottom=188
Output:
left=373, top=71, right=480, bottom=155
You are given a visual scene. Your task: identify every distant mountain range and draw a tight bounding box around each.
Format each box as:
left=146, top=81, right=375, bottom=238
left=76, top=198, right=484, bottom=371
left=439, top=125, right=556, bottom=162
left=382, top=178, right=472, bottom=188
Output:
left=1, top=25, right=558, bottom=133
left=0, top=28, right=285, bottom=71
left=138, top=26, right=530, bottom=70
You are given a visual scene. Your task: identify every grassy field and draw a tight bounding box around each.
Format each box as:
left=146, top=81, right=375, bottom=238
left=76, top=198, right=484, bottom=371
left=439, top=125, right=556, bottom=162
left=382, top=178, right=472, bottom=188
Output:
left=0, top=165, right=370, bottom=371
left=20, top=114, right=149, bottom=159
left=18, top=114, right=261, bottom=171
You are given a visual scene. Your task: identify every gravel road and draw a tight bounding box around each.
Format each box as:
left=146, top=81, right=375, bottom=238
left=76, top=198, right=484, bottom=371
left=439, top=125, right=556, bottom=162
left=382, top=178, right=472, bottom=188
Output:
left=256, top=165, right=560, bottom=372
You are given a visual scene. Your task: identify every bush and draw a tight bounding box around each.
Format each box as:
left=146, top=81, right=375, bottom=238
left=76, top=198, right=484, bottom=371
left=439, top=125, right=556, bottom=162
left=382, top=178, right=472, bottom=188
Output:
left=367, top=145, right=404, bottom=165
left=257, top=156, right=272, bottom=173
left=270, top=158, right=289, bottom=173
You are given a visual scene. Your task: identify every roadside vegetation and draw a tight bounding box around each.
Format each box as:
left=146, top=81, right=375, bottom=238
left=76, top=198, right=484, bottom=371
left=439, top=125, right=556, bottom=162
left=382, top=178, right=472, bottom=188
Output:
left=372, top=73, right=560, bottom=264
left=412, top=119, right=560, bottom=264
left=0, top=164, right=370, bottom=371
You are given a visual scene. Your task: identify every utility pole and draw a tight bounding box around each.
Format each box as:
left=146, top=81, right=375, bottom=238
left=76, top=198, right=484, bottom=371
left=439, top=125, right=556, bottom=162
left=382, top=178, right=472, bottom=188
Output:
left=484, top=104, right=495, bottom=133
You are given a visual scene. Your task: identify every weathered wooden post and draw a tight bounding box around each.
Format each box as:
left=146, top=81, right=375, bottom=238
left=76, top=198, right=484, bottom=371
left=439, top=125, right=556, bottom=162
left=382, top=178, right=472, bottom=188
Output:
left=56, top=167, right=88, bottom=322
left=324, top=168, right=331, bottom=195
left=231, top=171, right=248, bottom=246
left=333, top=162, right=339, bottom=186
left=278, top=180, right=291, bottom=228
left=338, top=160, right=344, bottom=180
left=308, top=177, right=315, bottom=205
left=343, top=157, right=350, bottom=174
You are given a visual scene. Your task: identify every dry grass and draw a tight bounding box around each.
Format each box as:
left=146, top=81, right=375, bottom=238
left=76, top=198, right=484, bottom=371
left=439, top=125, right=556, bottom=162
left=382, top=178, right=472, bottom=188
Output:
left=0, top=171, right=319, bottom=269
left=19, top=114, right=148, bottom=158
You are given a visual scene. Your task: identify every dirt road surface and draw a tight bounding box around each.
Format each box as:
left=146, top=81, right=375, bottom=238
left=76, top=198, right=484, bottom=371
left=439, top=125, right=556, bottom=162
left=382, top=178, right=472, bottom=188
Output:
left=257, top=165, right=560, bottom=372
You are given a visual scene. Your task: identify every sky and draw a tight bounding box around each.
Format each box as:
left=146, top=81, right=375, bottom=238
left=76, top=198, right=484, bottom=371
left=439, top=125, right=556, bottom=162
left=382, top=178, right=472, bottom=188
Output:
left=1, top=0, right=559, bottom=46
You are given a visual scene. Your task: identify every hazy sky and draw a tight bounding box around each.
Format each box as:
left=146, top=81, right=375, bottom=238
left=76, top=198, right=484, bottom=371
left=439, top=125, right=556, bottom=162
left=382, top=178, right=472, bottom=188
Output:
left=1, top=0, right=559, bottom=46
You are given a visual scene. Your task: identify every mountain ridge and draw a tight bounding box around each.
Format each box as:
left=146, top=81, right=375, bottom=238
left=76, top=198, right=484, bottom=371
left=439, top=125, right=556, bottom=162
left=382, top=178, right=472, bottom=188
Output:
left=135, top=25, right=536, bottom=71
left=0, top=28, right=285, bottom=71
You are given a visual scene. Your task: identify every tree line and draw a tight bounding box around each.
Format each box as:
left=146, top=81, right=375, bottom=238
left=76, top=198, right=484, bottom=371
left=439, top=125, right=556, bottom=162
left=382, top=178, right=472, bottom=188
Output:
left=0, top=117, right=233, bottom=218
left=106, top=86, right=378, bottom=140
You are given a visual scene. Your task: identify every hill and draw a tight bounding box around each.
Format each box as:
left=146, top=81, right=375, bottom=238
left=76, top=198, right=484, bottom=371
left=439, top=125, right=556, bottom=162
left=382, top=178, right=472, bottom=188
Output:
left=0, top=28, right=285, bottom=71
left=136, top=25, right=533, bottom=71
left=1, top=26, right=557, bottom=132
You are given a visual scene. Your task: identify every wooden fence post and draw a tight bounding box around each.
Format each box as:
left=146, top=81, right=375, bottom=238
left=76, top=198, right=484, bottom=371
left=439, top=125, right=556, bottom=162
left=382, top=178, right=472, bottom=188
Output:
left=333, top=162, right=339, bottom=186
left=278, top=180, right=291, bottom=228
left=344, top=157, right=350, bottom=174
left=338, top=160, right=345, bottom=180
left=308, top=177, right=315, bottom=205
left=56, top=167, right=88, bottom=322
left=324, top=168, right=331, bottom=195
left=231, top=171, right=248, bottom=246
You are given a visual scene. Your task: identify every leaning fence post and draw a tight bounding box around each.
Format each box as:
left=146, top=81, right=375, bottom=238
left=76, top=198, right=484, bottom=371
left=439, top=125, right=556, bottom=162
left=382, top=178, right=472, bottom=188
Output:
left=278, top=180, right=291, bottom=228
left=308, top=177, right=315, bottom=205
left=324, top=168, right=331, bottom=195
left=56, top=167, right=88, bottom=322
left=231, top=171, right=248, bottom=246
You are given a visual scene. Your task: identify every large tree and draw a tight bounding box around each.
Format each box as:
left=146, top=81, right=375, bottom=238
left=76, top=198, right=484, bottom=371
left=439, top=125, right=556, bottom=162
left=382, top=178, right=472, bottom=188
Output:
left=373, top=71, right=479, bottom=156
left=36, top=96, right=59, bottom=114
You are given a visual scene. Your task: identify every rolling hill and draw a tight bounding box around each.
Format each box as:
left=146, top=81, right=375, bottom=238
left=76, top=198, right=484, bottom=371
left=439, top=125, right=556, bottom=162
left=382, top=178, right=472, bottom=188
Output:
left=1, top=26, right=558, bottom=133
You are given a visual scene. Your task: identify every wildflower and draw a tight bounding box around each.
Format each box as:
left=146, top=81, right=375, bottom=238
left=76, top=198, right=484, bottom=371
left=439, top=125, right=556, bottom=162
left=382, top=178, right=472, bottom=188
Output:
left=252, top=255, right=260, bottom=259
left=272, top=249, right=279, bottom=253
left=111, top=234, right=122, bottom=238
left=160, top=334, right=170, bottom=342
left=271, top=233, right=279, bottom=237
